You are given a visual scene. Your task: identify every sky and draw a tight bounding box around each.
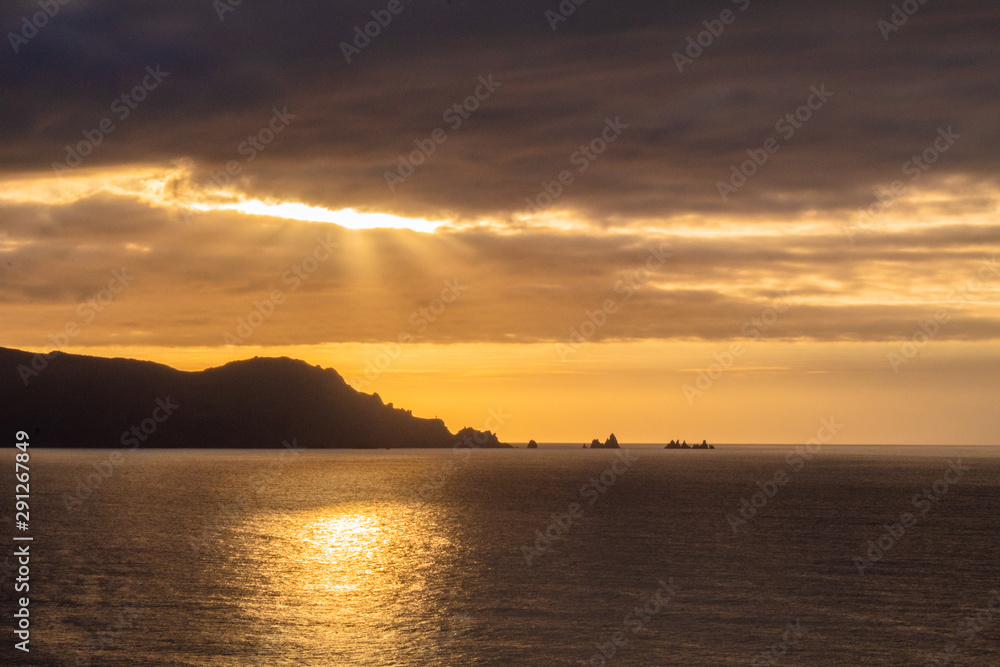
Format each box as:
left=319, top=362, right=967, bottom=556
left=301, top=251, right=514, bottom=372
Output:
left=1, top=0, right=998, bottom=444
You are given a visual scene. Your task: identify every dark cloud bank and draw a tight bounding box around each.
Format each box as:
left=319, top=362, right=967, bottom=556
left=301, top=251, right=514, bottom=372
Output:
left=1, top=0, right=998, bottom=221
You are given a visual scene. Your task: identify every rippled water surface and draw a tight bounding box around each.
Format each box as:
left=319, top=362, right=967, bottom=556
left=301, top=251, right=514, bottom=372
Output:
left=6, top=446, right=1000, bottom=665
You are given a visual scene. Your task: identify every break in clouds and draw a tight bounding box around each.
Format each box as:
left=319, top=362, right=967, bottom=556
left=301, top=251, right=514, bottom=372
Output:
left=0, top=0, right=998, bottom=347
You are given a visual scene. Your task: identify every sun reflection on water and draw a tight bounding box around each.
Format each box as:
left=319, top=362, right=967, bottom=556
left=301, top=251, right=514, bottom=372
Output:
left=232, top=502, right=456, bottom=664
left=300, top=513, right=390, bottom=592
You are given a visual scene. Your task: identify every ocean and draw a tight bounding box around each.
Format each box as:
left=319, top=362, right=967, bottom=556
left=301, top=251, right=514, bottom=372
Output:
left=5, top=445, right=999, bottom=665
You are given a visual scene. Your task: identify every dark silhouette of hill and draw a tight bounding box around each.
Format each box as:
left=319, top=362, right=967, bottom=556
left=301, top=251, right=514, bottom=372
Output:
left=0, top=347, right=509, bottom=449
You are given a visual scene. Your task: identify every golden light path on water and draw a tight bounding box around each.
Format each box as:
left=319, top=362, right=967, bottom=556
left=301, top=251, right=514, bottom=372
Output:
left=231, top=501, right=460, bottom=664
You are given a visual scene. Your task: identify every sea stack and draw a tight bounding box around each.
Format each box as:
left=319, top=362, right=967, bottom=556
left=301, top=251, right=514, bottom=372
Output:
left=589, top=433, right=620, bottom=449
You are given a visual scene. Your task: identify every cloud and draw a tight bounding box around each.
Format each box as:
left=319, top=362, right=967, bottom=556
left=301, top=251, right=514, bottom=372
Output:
left=1, top=1, right=997, bottom=352
left=1, top=178, right=996, bottom=347
left=1, top=0, right=998, bottom=224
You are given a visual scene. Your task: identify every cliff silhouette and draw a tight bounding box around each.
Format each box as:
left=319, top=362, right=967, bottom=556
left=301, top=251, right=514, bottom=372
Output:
left=0, top=347, right=509, bottom=449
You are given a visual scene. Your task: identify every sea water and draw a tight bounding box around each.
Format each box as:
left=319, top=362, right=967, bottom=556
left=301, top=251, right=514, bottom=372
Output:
left=4, top=446, right=999, bottom=665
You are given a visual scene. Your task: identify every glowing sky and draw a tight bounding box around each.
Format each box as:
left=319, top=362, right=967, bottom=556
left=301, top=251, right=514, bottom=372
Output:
left=1, top=0, right=998, bottom=444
